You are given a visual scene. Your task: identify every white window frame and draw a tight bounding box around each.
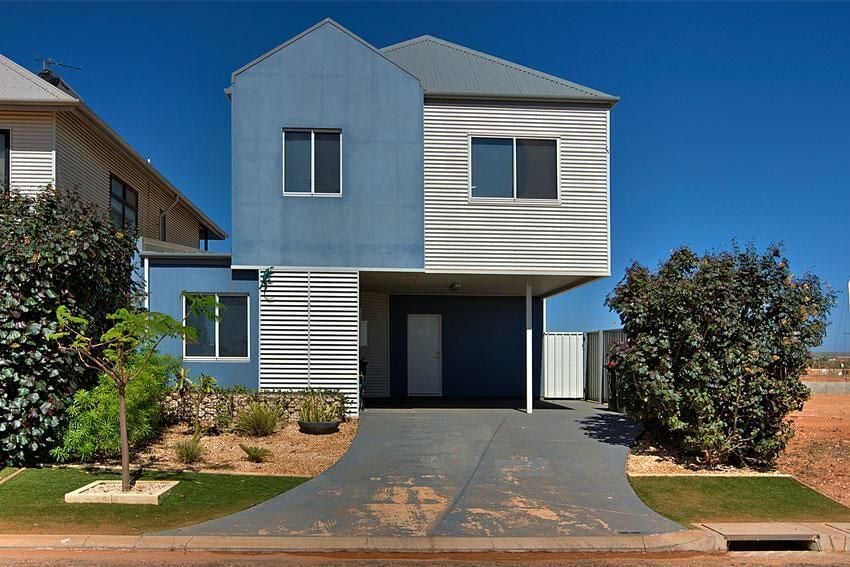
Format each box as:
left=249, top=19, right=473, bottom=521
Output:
left=282, top=128, right=342, bottom=197
left=468, top=135, right=561, bottom=202
left=182, top=293, right=250, bottom=361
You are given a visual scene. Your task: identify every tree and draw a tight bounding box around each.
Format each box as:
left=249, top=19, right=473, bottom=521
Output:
left=605, top=244, right=834, bottom=466
left=51, top=297, right=215, bottom=491
left=0, top=188, right=137, bottom=465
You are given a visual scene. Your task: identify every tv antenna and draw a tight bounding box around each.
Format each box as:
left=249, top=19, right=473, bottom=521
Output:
left=35, top=57, right=81, bottom=73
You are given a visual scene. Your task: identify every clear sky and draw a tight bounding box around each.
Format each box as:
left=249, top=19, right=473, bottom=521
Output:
left=4, top=1, right=849, bottom=351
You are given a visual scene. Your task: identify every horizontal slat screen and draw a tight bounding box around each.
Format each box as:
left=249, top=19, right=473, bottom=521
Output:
left=423, top=100, right=610, bottom=274
left=259, top=270, right=360, bottom=414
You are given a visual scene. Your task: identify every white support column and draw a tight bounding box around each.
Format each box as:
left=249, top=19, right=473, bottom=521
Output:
left=526, top=279, right=533, bottom=415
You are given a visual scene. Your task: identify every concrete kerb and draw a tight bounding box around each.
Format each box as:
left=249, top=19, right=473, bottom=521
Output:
left=0, top=531, right=727, bottom=553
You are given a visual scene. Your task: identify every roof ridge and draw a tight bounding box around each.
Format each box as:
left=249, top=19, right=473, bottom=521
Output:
left=0, top=54, right=76, bottom=101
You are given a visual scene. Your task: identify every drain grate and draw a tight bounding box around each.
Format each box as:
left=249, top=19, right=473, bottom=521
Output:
left=726, top=537, right=820, bottom=552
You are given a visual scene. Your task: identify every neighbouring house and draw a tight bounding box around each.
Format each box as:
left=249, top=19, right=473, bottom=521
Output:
left=143, top=19, right=618, bottom=414
left=0, top=54, right=226, bottom=252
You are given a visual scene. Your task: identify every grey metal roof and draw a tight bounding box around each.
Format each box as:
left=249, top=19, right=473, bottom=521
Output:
left=0, top=54, right=78, bottom=103
left=381, top=36, right=618, bottom=104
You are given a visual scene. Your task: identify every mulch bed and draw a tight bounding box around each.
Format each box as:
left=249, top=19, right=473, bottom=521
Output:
left=132, top=420, right=358, bottom=477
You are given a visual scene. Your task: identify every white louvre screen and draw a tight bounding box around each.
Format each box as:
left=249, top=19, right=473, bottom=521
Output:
left=259, top=270, right=360, bottom=414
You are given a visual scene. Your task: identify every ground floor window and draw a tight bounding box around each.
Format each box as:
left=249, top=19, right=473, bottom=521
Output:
left=1, top=129, right=9, bottom=193
left=183, top=293, right=249, bottom=359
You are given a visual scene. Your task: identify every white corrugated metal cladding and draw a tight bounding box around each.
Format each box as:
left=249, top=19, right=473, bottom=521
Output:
left=423, top=100, right=610, bottom=274
left=259, top=270, right=360, bottom=413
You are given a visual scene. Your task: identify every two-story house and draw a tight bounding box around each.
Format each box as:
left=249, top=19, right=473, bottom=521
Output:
left=144, top=19, right=617, bottom=414
left=0, top=54, right=226, bottom=251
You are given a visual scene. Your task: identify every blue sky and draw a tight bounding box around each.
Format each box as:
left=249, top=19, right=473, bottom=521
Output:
left=4, top=1, right=849, bottom=351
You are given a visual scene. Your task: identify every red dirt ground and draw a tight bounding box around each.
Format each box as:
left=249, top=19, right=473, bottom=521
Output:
left=777, top=392, right=850, bottom=506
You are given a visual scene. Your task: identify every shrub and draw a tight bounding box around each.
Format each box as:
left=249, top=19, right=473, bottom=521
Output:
left=50, top=353, right=178, bottom=462
left=239, top=444, right=272, bottom=463
left=234, top=402, right=278, bottom=437
left=0, top=188, right=138, bottom=465
left=299, top=389, right=344, bottom=423
left=606, top=244, right=834, bottom=467
left=174, top=436, right=204, bottom=464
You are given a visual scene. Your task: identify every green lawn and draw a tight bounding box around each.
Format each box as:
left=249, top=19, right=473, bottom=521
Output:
left=0, top=468, right=306, bottom=534
left=0, top=467, right=20, bottom=482
left=630, top=476, right=850, bottom=526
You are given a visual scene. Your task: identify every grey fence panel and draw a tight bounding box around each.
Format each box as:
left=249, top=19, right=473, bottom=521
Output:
left=584, top=331, right=603, bottom=401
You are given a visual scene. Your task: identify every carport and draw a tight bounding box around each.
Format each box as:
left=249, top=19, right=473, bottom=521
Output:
left=358, top=272, right=599, bottom=413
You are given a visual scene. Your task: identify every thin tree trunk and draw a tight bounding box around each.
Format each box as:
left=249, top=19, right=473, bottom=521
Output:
left=118, top=386, right=131, bottom=492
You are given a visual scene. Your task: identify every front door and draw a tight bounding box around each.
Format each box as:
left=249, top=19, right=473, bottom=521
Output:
left=407, top=314, right=442, bottom=396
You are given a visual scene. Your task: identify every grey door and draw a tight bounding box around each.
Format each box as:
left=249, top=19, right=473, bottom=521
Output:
left=407, top=314, right=442, bottom=396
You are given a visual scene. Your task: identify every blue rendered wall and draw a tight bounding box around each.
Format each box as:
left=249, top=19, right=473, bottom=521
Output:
left=147, top=261, right=258, bottom=389
left=230, top=22, right=425, bottom=269
left=389, top=296, right=544, bottom=398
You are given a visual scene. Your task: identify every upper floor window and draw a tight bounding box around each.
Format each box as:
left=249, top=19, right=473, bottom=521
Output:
left=470, top=136, right=558, bottom=200
left=0, top=130, right=9, bottom=193
left=283, top=129, right=341, bottom=196
left=110, top=176, right=138, bottom=229
left=184, top=293, right=249, bottom=359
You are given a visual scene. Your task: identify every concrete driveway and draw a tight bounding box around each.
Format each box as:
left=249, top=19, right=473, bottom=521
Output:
left=164, top=401, right=681, bottom=537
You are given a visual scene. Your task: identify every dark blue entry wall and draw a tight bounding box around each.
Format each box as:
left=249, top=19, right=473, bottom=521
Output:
left=389, top=296, right=544, bottom=398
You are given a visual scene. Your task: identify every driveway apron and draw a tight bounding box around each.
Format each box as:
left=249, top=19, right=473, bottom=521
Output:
left=162, top=402, right=681, bottom=537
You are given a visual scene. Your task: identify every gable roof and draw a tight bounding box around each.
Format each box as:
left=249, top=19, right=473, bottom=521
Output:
left=231, top=18, right=419, bottom=84
left=381, top=35, right=618, bottom=104
left=0, top=53, right=226, bottom=239
left=0, top=54, right=79, bottom=104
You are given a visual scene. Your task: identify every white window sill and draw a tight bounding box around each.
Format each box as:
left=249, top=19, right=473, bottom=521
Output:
left=282, top=192, right=342, bottom=198
left=183, top=357, right=251, bottom=363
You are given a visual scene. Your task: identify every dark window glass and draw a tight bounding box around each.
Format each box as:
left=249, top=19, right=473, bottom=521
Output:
left=218, top=296, right=249, bottom=358
left=471, top=138, right=513, bottom=198
left=314, top=132, right=341, bottom=194
left=284, top=131, right=311, bottom=193
left=516, top=139, right=557, bottom=199
left=109, top=177, right=138, bottom=228
left=185, top=295, right=215, bottom=357
left=0, top=130, right=9, bottom=192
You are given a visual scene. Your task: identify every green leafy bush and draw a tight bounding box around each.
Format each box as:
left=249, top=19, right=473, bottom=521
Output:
left=606, top=244, right=834, bottom=467
left=50, top=353, right=178, bottom=462
left=239, top=444, right=272, bottom=463
left=234, top=403, right=278, bottom=437
left=299, top=390, right=344, bottom=423
left=0, top=188, right=138, bottom=465
left=174, top=436, right=204, bottom=464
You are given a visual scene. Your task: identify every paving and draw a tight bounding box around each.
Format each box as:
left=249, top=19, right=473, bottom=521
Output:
left=163, top=401, right=682, bottom=537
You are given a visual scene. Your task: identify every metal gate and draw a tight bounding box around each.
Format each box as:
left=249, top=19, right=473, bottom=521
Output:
left=542, top=332, right=585, bottom=398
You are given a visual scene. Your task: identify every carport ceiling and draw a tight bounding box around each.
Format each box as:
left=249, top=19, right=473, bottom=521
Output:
left=360, top=271, right=600, bottom=297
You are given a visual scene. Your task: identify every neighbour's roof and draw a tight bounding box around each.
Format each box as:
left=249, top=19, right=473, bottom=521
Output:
left=381, top=35, right=618, bottom=104
left=0, top=53, right=227, bottom=240
left=0, top=54, right=78, bottom=103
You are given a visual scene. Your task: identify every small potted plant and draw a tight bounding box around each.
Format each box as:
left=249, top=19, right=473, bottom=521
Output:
left=298, top=389, right=342, bottom=434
